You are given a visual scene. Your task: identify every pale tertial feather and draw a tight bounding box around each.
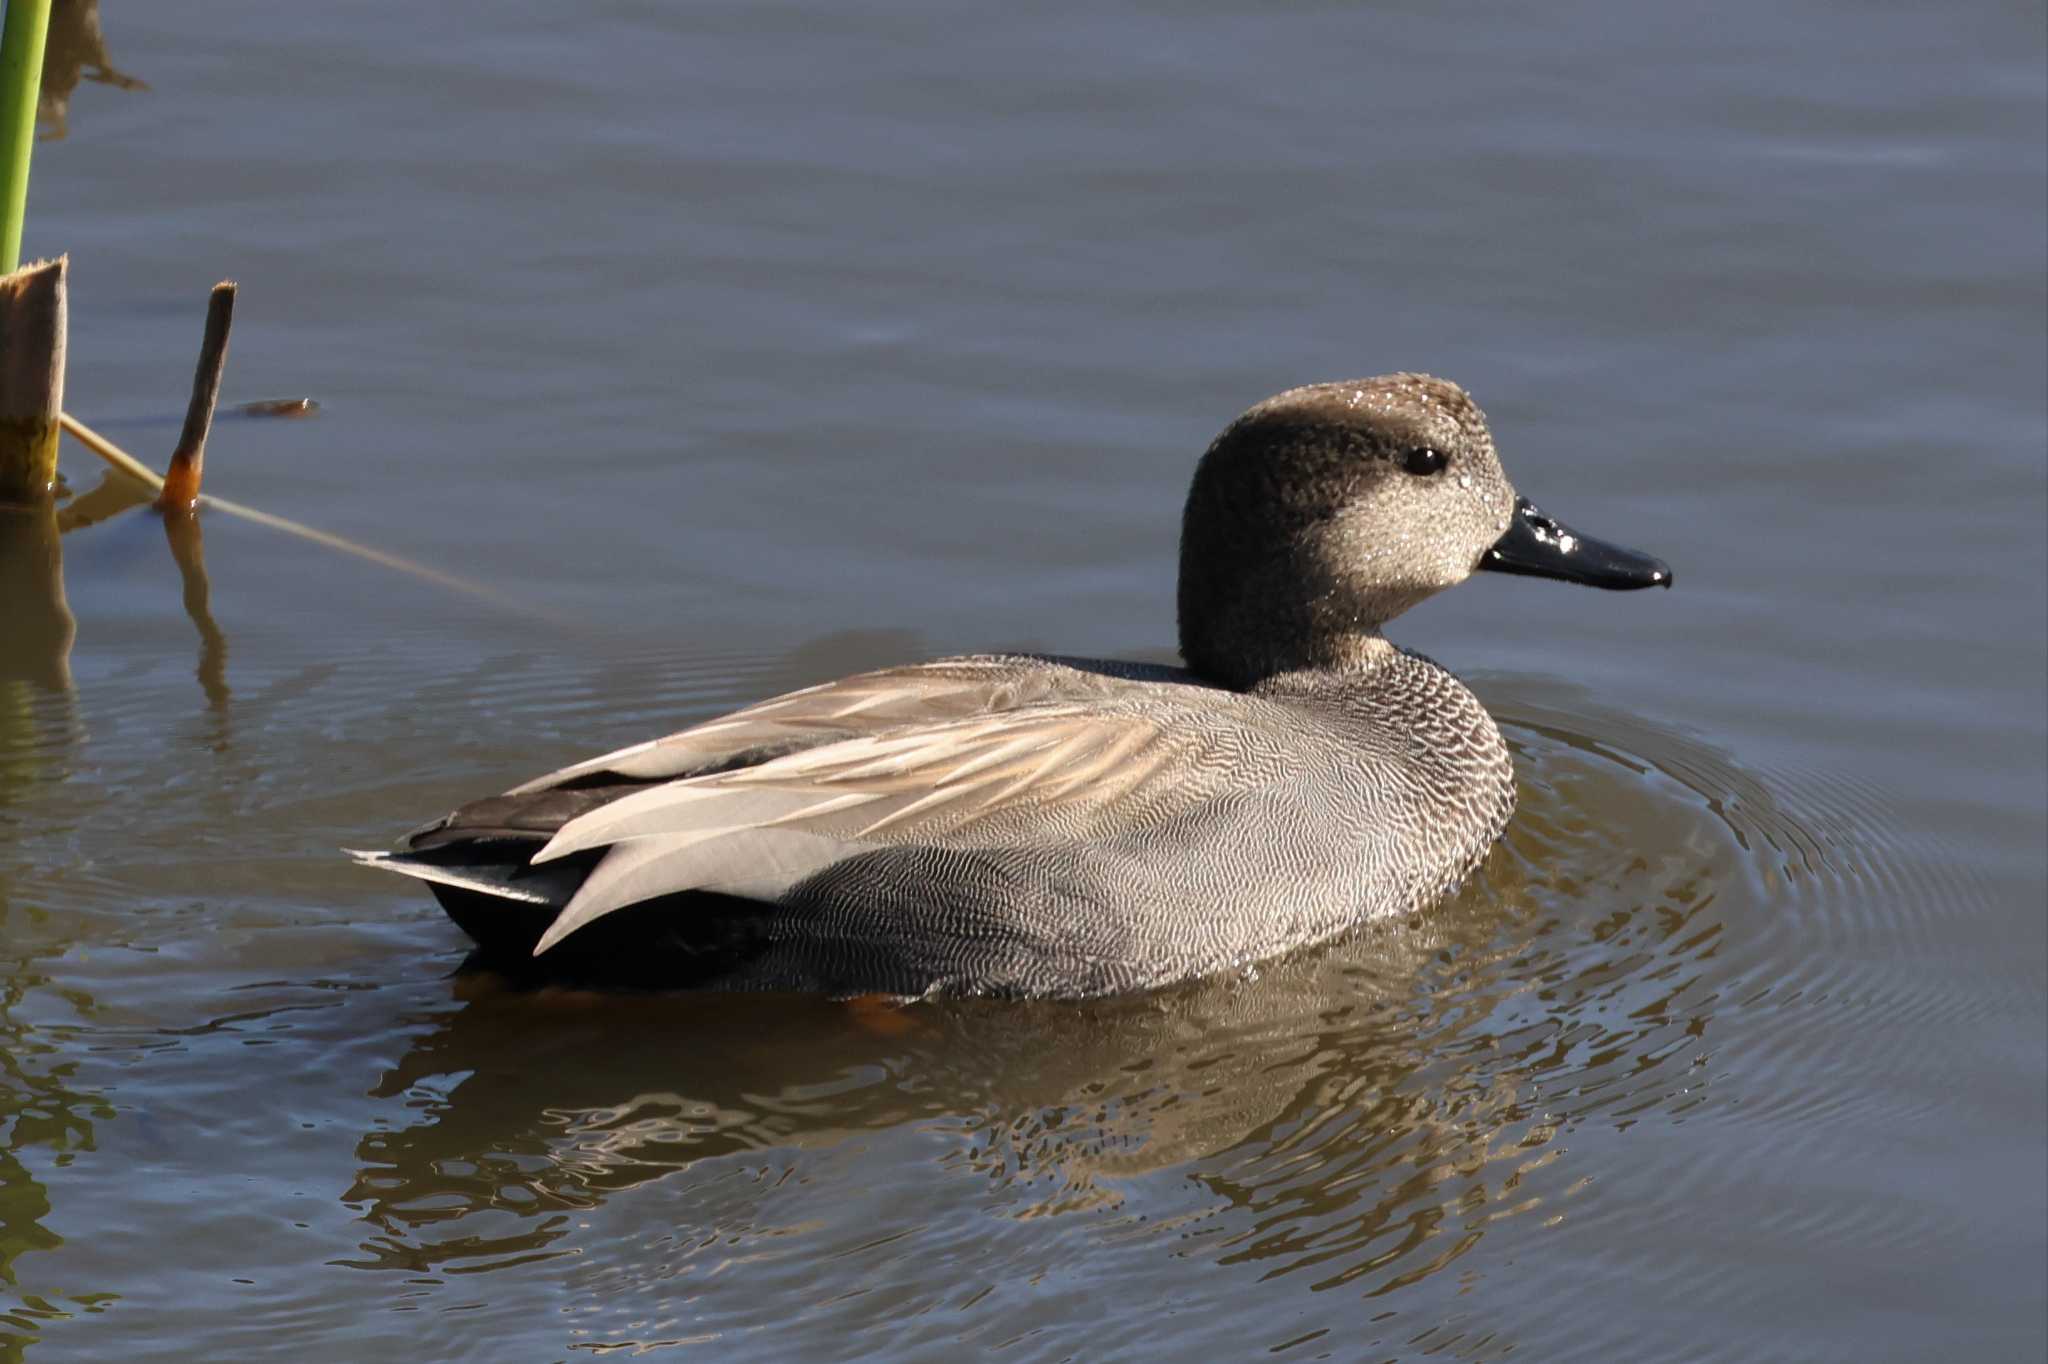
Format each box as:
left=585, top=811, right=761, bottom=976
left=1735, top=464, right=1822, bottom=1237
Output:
left=534, top=829, right=850, bottom=954
left=534, top=784, right=876, bottom=863
left=506, top=663, right=1044, bottom=795
left=537, top=707, right=1158, bottom=862
left=523, top=706, right=1200, bottom=951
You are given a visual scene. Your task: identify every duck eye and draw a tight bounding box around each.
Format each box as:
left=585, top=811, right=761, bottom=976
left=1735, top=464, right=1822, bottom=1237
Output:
left=1404, top=446, right=1448, bottom=477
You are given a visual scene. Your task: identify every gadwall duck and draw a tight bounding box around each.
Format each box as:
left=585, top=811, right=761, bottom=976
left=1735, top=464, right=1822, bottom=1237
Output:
left=353, top=374, right=1670, bottom=997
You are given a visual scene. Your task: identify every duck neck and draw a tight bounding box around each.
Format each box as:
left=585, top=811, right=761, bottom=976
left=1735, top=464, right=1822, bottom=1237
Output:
left=1179, top=588, right=1399, bottom=690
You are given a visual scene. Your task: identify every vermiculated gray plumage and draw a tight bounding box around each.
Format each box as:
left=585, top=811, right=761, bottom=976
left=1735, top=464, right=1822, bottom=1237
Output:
left=351, top=373, right=1668, bottom=998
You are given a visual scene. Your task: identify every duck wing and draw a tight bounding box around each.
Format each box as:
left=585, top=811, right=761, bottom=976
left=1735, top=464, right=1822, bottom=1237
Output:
left=524, top=674, right=1272, bottom=955
left=504, top=655, right=1148, bottom=795
left=358, top=655, right=1241, bottom=944
left=394, top=656, right=1160, bottom=854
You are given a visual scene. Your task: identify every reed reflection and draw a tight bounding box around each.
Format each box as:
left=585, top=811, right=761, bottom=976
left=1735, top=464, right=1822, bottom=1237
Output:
left=0, top=504, right=73, bottom=693
left=0, top=916, right=114, bottom=1311
left=0, top=505, right=82, bottom=839
left=162, top=513, right=230, bottom=714
left=35, top=468, right=237, bottom=715
left=37, top=0, right=147, bottom=142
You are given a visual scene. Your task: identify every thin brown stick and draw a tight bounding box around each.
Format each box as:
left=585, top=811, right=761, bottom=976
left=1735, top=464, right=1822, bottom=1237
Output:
left=157, top=280, right=234, bottom=511
left=59, top=411, right=554, bottom=620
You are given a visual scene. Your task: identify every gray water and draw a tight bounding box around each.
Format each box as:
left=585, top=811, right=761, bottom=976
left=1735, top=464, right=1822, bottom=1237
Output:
left=2, top=1, right=2043, bottom=1359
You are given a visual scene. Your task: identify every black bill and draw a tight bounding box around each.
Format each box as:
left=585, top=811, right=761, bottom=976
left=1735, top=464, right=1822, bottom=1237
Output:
left=1479, top=497, right=1672, bottom=590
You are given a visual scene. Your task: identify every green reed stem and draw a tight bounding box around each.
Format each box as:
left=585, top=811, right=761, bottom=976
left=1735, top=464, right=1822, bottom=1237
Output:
left=0, top=0, right=52, bottom=272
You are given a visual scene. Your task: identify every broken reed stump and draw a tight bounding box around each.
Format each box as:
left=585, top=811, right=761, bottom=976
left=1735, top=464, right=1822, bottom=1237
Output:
left=157, top=279, right=234, bottom=512
left=0, top=254, right=63, bottom=502
left=1, top=269, right=231, bottom=694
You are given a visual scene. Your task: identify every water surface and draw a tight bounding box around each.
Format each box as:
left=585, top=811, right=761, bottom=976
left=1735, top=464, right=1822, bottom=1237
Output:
left=2, top=0, right=2043, bottom=1358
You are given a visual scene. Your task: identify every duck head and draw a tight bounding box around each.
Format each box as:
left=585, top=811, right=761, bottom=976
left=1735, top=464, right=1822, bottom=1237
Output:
left=1177, top=373, right=1669, bottom=689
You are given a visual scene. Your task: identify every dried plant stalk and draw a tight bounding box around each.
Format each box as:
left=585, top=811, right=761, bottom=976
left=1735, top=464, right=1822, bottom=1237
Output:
left=0, top=255, right=63, bottom=501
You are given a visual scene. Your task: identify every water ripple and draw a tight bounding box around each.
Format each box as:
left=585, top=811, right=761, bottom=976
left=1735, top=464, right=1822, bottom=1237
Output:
left=0, top=648, right=2004, bottom=1359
